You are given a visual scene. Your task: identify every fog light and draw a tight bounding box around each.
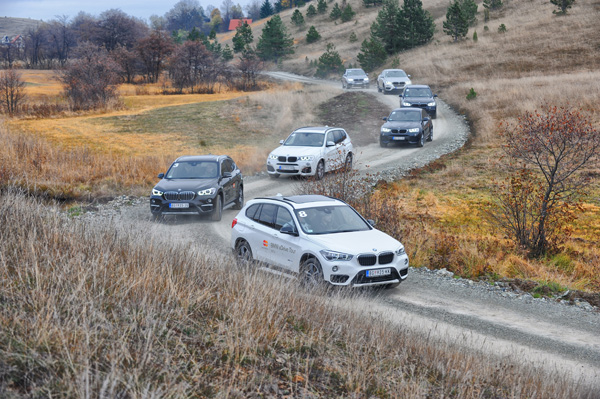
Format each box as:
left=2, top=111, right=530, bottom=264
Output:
left=332, top=266, right=339, bottom=272
left=208, top=198, right=212, bottom=203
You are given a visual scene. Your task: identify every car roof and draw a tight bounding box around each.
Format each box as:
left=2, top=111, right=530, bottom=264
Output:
left=346, top=68, right=365, bottom=72
left=404, top=84, right=431, bottom=89
left=253, top=194, right=346, bottom=209
left=174, top=155, right=228, bottom=162
left=293, top=126, right=341, bottom=134
left=383, top=69, right=406, bottom=73
left=391, top=107, right=422, bottom=113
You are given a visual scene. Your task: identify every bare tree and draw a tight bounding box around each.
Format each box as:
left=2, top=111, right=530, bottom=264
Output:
left=136, top=29, right=174, bottom=83
left=236, top=49, right=263, bottom=90
left=0, top=69, right=26, bottom=116
left=96, top=9, right=149, bottom=51
left=111, top=45, right=141, bottom=84
left=43, top=16, right=76, bottom=66
left=168, top=41, right=212, bottom=93
left=490, top=105, right=600, bottom=256
left=59, top=43, right=122, bottom=110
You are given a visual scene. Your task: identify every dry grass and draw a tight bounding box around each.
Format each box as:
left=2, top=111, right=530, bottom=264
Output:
left=0, top=190, right=594, bottom=397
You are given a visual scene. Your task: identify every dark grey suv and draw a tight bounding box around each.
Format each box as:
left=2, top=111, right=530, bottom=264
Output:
left=399, top=84, right=437, bottom=119
left=380, top=108, right=433, bottom=148
left=150, top=155, right=243, bottom=221
left=342, top=68, right=370, bottom=89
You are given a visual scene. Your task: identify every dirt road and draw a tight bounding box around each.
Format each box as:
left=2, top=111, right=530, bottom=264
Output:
left=118, top=74, right=600, bottom=389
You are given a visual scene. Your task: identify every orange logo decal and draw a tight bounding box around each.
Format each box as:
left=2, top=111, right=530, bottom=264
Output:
left=263, top=240, right=268, bottom=247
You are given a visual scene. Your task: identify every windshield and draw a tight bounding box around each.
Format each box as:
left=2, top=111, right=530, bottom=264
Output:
left=388, top=110, right=420, bottom=122
left=385, top=70, right=407, bottom=78
left=347, top=70, right=365, bottom=76
left=284, top=132, right=325, bottom=147
left=404, top=88, right=432, bottom=97
left=295, top=205, right=371, bottom=234
left=166, top=161, right=218, bottom=179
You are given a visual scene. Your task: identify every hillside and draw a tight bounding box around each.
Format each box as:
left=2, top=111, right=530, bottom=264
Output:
left=0, top=16, right=41, bottom=38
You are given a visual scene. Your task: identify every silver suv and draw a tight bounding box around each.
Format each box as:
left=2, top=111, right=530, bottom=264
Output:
left=342, top=68, right=369, bottom=89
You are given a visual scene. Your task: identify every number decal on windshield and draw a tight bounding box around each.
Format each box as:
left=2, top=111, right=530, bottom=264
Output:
left=298, top=211, right=307, bottom=217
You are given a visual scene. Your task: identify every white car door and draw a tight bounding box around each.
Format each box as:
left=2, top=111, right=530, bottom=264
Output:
left=325, top=130, right=341, bottom=171
left=270, top=206, right=302, bottom=272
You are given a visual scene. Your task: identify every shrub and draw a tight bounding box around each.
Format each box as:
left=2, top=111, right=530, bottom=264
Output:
left=315, top=43, right=344, bottom=77
left=498, top=23, right=507, bottom=33
left=349, top=32, right=358, bottom=42
left=340, top=4, right=356, bottom=22
left=291, top=9, right=305, bottom=27
left=329, top=3, right=342, bottom=20
left=306, top=26, right=321, bottom=43
left=473, top=31, right=478, bottom=42
left=466, top=88, right=477, bottom=100
left=0, top=68, right=26, bottom=116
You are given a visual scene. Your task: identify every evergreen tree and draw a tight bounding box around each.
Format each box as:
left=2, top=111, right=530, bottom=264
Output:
left=188, top=27, right=201, bottom=41
left=349, top=31, right=358, bottom=42
left=370, top=0, right=403, bottom=53
left=341, top=4, right=356, bottom=22
left=317, top=0, right=328, bottom=13
left=330, top=3, right=342, bottom=20
left=357, top=36, right=387, bottom=72
left=291, top=9, right=305, bottom=26
left=315, top=43, right=344, bottom=77
left=306, top=25, right=321, bottom=43
left=306, top=4, right=317, bottom=18
left=260, top=0, right=274, bottom=19
left=460, top=0, right=478, bottom=26
left=256, top=15, right=295, bottom=62
left=222, top=44, right=234, bottom=60
left=443, top=0, right=469, bottom=41
left=551, top=0, right=575, bottom=14
left=482, top=0, right=503, bottom=10
left=399, top=0, right=435, bottom=49
left=233, top=22, right=254, bottom=53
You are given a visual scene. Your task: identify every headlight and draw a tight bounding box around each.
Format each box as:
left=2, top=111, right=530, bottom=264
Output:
left=406, top=80, right=412, bottom=85
left=268, top=154, right=278, bottom=160
left=381, top=127, right=392, bottom=133
left=402, top=102, right=411, bottom=107
left=299, top=155, right=314, bottom=161
left=395, top=246, right=406, bottom=256
left=408, top=128, right=420, bottom=133
left=198, top=187, right=216, bottom=196
left=428, top=101, right=436, bottom=106
left=365, top=78, right=369, bottom=82
left=320, top=250, right=353, bottom=261
left=152, top=188, right=163, bottom=196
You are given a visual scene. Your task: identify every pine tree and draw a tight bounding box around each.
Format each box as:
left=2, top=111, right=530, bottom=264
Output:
left=315, top=43, right=344, bottom=77
left=482, top=0, right=503, bottom=11
left=260, top=0, right=274, bottom=19
left=306, top=4, right=317, bottom=18
left=222, top=44, right=234, bottom=61
left=233, top=22, right=254, bottom=53
left=341, top=4, right=356, bottom=22
left=330, top=3, right=342, bottom=20
left=460, top=0, right=478, bottom=26
left=551, top=0, right=575, bottom=14
left=317, top=0, right=328, bottom=14
left=370, top=0, right=403, bottom=53
left=399, top=0, right=435, bottom=49
left=291, top=9, right=305, bottom=26
left=443, top=0, right=469, bottom=41
left=357, top=36, right=387, bottom=72
left=306, top=26, right=321, bottom=43
left=256, top=15, right=295, bottom=62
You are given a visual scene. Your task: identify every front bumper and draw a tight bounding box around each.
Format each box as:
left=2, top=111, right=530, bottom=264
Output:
left=150, top=194, right=217, bottom=215
left=266, top=158, right=317, bottom=177
left=380, top=131, right=421, bottom=145
left=383, top=83, right=407, bottom=93
left=321, top=252, right=409, bottom=287
left=346, top=80, right=369, bottom=88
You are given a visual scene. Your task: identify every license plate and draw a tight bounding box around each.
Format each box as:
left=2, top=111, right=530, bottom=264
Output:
left=278, top=165, right=295, bottom=171
left=392, top=137, right=405, bottom=141
left=366, top=268, right=391, bottom=277
left=169, top=203, right=189, bottom=208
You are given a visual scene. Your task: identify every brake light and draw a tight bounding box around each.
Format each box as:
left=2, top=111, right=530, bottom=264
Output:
left=231, top=218, right=237, bottom=228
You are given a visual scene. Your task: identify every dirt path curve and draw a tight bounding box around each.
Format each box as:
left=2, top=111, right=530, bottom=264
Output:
left=122, top=72, right=600, bottom=388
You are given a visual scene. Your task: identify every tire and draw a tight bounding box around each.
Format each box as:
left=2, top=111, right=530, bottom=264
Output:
left=269, top=173, right=280, bottom=179
left=427, top=126, right=433, bottom=142
left=300, top=257, right=324, bottom=288
left=235, top=240, right=253, bottom=263
left=344, top=153, right=353, bottom=171
left=233, top=186, right=244, bottom=210
left=342, top=81, right=346, bottom=89
left=417, top=133, right=425, bottom=147
left=380, top=140, right=387, bottom=148
left=377, top=84, right=382, bottom=93
left=211, top=194, right=222, bottom=221
left=315, top=160, right=325, bottom=180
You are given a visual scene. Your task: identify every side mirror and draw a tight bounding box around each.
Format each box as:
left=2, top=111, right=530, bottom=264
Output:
left=383, top=117, right=388, bottom=121
left=279, top=140, right=284, bottom=145
left=158, top=173, right=164, bottom=178
left=326, top=141, right=336, bottom=147
left=408, top=74, right=411, bottom=78
left=367, top=219, right=376, bottom=227
left=280, top=224, right=299, bottom=236
left=222, top=172, right=233, bottom=178
left=433, top=94, right=438, bottom=97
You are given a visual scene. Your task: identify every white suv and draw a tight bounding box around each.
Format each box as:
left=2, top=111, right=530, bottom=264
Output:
left=231, top=195, right=409, bottom=288
left=266, top=126, right=353, bottom=180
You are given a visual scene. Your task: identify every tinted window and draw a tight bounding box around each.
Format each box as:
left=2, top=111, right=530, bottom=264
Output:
left=334, top=130, right=346, bottom=144
left=284, top=132, right=325, bottom=147
left=221, top=159, right=234, bottom=174
left=326, top=131, right=335, bottom=144
left=274, top=206, right=296, bottom=231
left=246, top=204, right=260, bottom=220
left=295, top=205, right=371, bottom=235
left=257, top=204, right=277, bottom=228
left=166, top=161, right=218, bottom=179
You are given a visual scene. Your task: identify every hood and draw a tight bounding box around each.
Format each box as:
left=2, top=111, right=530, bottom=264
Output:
left=384, top=76, right=410, bottom=84
left=403, top=95, right=434, bottom=102
left=307, top=228, right=402, bottom=255
left=154, top=177, right=219, bottom=192
left=382, top=120, right=421, bottom=130
left=270, top=145, right=322, bottom=157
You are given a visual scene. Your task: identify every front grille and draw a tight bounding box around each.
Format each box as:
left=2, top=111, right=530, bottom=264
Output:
left=164, top=191, right=195, bottom=201
left=391, top=129, right=408, bottom=134
left=358, top=254, right=377, bottom=266
left=410, top=103, right=428, bottom=108
left=378, top=252, right=394, bottom=265
left=277, top=156, right=298, bottom=163
left=392, top=82, right=405, bottom=86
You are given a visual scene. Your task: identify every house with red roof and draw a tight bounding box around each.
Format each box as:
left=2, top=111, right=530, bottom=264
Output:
left=228, top=19, right=252, bottom=31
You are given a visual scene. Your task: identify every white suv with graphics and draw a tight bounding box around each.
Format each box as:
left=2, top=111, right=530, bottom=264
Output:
left=231, top=195, right=409, bottom=288
left=266, top=126, right=353, bottom=180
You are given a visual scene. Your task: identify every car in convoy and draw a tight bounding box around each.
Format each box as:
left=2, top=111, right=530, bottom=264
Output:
left=231, top=194, right=409, bottom=288
left=380, top=108, right=433, bottom=148
left=266, top=126, right=353, bottom=180
left=399, top=84, right=438, bottom=119
left=150, top=155, right=243, bottom=221
left=377, top=69, right=411, bottom=94
left=341, top=68, right=370, bottom=89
